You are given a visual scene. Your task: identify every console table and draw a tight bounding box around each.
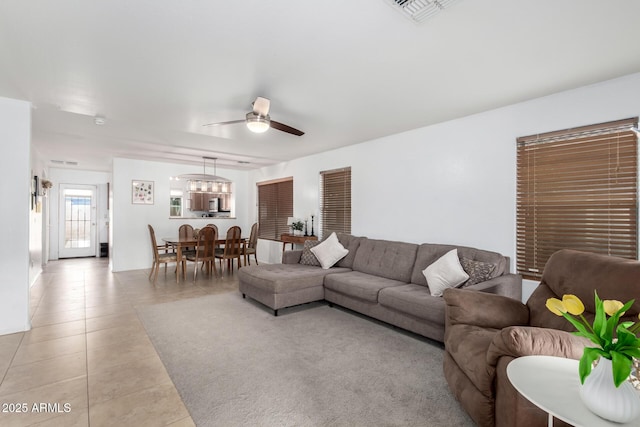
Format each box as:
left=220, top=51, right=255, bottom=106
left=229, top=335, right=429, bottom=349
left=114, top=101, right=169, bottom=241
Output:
left=507, top=355, right=639, bottom=427
left=280, top=234, right=318, bottom=252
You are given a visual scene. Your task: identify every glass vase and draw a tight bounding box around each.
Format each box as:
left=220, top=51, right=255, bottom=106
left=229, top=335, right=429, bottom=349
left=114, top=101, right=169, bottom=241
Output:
left=579, top=357, right=640, bottom=423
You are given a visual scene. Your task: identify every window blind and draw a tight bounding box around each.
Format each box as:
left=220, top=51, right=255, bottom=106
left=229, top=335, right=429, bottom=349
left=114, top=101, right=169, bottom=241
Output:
left=516, top=117, right=638, bottom=280
left=320, top=167, right=351, bottom=237
left=257, top=178, right=293, bottom=240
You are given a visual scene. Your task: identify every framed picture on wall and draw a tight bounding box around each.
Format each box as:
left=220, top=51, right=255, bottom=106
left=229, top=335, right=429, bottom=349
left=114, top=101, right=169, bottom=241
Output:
left=132, top=180, right=154, bottom=204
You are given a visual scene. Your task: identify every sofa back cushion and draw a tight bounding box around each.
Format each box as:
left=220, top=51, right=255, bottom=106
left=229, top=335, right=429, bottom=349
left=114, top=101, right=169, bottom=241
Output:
left=527, top=249, right=640, bottom=330
left=334, top=233, right=364, bottom=269
left=352, top=238, right=418, bottom=282
left=410, top=244, right=507, bottom=287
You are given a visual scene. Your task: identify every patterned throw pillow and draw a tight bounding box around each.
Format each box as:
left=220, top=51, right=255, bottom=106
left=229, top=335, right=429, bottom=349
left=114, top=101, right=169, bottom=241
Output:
left=299, top=240, right=321, bottom=266
left=459, top=258, right=496, bottom=287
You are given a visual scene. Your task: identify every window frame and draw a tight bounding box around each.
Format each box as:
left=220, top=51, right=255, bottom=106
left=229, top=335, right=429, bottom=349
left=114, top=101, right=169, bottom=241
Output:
left=516, top=117, right=638, bottom=280
left=319, top=167, right=351, bottom=238
left=256, top=177, right=293, bottom=241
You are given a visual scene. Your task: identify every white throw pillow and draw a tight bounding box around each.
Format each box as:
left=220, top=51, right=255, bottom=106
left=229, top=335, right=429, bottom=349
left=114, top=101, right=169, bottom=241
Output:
left=423, top=249, right=470, bottom=297
left=310, top=232, right=349, bottom=269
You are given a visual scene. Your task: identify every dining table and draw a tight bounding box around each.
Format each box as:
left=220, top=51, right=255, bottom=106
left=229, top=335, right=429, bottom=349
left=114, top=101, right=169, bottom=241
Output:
left=162, top=236, right=246, bottom=282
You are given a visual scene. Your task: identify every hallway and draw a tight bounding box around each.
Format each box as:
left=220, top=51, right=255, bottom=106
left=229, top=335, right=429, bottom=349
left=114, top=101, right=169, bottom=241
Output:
left=0, top=257, right=239, bottom=426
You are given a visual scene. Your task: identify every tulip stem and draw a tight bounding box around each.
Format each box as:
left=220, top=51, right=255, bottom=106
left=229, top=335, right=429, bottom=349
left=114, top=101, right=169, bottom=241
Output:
left=579, top=314, right=599, bottom=338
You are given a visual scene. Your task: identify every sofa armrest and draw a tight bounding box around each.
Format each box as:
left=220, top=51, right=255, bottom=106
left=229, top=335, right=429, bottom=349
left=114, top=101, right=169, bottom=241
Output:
left=464, top=273, right=522, bottom=301
left=487, top=326, right=590, bottom=367
left=443, top=288, right=529, bottom=330
left=282, top=250, right=302, bottom=264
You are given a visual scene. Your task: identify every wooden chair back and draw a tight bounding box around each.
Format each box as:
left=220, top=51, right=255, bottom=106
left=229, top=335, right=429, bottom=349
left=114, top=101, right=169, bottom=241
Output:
left=248, top=223, right=259, bottom=250
left=179, top=224, right=194, bottom=240
left=224, top=226, right=242, bottom=257
left=197, top=225, right=217, bottom=260
left=148, top=224, right=159, bottom=262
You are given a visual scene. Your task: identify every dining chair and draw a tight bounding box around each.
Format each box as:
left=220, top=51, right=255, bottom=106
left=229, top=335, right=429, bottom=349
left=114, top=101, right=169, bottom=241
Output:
left=186, top=225, right=217, bottom=280
left=178, top=223, right=196, bottom=276
left=215, top=225, right=242, bottom=274
left=204, top=223, right=221, bottom=270
left=205, top=223, right=219, bottom=237
left=147, top=224, right=179, bottom=283
left=243, top=222, right=259, bottom=266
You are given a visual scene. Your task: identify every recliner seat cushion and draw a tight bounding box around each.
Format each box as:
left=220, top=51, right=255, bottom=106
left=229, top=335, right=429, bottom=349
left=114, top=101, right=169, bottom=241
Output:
left=378, top=284, right=445, bottom=321
left=324, top=271, right=406, bottom=302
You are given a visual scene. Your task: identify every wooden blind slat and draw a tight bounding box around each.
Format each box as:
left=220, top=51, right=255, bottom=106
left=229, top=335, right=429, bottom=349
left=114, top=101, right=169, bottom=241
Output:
left=257, top=178, right=293, bottom=240
left=516, top=118, right=638, bottom=280
left=320, top=167, right=351, bottom=237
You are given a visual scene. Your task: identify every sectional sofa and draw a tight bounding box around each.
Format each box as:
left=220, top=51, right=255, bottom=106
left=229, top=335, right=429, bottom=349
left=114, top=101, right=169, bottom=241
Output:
left=238, top=233, right=522, bottom=342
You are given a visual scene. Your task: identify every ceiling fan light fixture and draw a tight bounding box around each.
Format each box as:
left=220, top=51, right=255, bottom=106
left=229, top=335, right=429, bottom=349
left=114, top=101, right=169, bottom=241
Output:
left=246, top=113, right=270, bottom=133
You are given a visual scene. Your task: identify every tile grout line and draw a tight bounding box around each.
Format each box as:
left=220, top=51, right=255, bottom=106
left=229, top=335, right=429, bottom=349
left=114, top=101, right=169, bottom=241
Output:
left=84, top=269, right=92, bottom=427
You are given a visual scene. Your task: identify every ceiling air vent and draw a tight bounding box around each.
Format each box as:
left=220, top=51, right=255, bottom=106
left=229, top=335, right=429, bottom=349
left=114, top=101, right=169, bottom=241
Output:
left=385, top=0, right=462, bottom=24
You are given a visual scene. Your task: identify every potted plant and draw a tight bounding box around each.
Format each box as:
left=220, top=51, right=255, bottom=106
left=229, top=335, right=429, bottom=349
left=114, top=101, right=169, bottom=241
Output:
left=291, top=220, right=304, bottom=236
left=546, top=292, right=640, bottom=422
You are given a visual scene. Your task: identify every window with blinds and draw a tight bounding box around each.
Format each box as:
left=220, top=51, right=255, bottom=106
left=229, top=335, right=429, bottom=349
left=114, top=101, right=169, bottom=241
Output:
left=516, top=117, right=638, bottom=280
left=257, top=178, right=293, bottom=241
left=320, top=167, right=351, bottom=237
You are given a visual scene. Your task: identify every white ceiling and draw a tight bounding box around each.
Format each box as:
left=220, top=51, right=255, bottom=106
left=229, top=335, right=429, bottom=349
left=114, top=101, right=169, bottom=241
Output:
left=1, top=0, right=639, bottom=172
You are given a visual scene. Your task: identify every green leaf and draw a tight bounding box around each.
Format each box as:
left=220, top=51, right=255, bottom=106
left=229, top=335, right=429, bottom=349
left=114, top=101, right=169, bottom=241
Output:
left=580, top=348, right=607, bottom=384
left=606, top=299, right=635, bottom=342
left=611, top=351, right=633, bottom=387
left=620, top=321, right=634, bottom=329
left=616, top=325, right=637, bottom=348
left=593, top=292, right=607, bottom=338
left=563, top=313, right=599, bottom=345
left=618, top=347, right=640, bottom=359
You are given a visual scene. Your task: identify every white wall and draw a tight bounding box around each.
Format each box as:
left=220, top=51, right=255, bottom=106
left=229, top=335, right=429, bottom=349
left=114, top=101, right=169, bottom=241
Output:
left=47, top=168, right=111, bottom=260
left=29, top=150, right=47, bottom=284
left=0, top=97, right=31, bottom=335
left=111, top=158, right=250, bottom=272
left=249, top=73, right=640, bottom=300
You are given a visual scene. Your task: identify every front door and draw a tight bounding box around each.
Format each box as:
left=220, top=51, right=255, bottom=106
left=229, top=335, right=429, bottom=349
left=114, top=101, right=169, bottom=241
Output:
left=58, top=184, right=97, bottom=258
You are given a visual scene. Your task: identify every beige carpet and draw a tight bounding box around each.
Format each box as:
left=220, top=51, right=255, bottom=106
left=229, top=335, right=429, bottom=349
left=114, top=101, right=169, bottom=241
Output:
left=137, top=292, right=473, bottom=427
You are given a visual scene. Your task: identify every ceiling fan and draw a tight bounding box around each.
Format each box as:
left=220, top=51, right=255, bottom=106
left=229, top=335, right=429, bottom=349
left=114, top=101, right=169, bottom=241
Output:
left=203, top=97, right=304, bottom=136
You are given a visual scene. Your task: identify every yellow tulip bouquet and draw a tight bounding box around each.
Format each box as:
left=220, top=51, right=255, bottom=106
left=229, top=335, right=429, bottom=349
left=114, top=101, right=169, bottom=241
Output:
left=546, top=292, right=640, bottom=387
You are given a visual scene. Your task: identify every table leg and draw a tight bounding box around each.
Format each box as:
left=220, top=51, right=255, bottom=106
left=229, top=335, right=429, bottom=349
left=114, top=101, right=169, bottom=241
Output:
left=548, top=413, right=553, bottom=427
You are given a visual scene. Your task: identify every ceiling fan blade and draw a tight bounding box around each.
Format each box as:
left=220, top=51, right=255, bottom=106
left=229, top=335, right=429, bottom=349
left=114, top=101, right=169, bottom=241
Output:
left=252, top=97, right=270, bottom=116
left=270, top=120, right=304, bottom=136
left=202, top=119, right=246, bottom=127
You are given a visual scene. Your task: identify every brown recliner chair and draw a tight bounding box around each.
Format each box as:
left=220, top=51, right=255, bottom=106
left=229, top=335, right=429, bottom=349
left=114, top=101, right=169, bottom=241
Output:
left=443, top=249, right=640, bottom=427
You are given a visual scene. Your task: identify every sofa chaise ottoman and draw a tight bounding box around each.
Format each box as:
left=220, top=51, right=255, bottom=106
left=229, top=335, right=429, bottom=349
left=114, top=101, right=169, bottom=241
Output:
left=238, top=233, right=522, bottom=342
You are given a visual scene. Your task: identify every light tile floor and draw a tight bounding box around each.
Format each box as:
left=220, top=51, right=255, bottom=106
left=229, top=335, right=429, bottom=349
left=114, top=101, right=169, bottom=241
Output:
left=0, top=257, right=240, bottom=426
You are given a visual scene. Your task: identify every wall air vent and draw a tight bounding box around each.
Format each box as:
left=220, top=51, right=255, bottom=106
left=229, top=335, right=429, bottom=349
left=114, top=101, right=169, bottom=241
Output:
left=50, top=160, right=78, bottom=166
left=385, top=0, right=462, bottom=24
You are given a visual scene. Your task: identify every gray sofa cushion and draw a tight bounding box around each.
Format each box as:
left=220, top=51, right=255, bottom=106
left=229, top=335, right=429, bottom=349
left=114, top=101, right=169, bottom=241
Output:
left=324, top=271, right=406, bottom=303
left=334, top=233, right=364, bottom=269
left=352, top=238, right=418, bottom=282
left=238, top=264, right=351, bottom=294
left=378, top=284, right=446, bottom=321
left=410, top=244, right=507, bottom=287
left=299, top=240, right=321, bottom=266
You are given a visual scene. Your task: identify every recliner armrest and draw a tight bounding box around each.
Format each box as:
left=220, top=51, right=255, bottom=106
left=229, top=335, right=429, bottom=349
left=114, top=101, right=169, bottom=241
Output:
left=443, top=288, right=529, bottom=330
left=487, top=326, right=589, bottom=367
left=464, top=273, right=522, bottom=301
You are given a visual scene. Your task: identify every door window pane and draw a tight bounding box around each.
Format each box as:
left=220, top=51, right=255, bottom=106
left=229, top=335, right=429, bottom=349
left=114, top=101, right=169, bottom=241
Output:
left=64, top=189, right=92, bottom=249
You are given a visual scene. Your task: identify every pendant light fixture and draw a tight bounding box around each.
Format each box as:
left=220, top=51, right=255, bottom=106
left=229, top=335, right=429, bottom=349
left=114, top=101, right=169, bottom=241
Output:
left=176, top=157, right=231, bottom=193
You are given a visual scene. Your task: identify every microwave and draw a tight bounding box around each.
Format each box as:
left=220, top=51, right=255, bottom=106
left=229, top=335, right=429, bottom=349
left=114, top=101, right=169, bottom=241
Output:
left=208, top=197, right=220, bottom=212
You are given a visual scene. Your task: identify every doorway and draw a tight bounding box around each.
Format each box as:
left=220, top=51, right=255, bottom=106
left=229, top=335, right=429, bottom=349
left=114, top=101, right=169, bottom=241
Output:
left=58, top=184, right=97, bottom=258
